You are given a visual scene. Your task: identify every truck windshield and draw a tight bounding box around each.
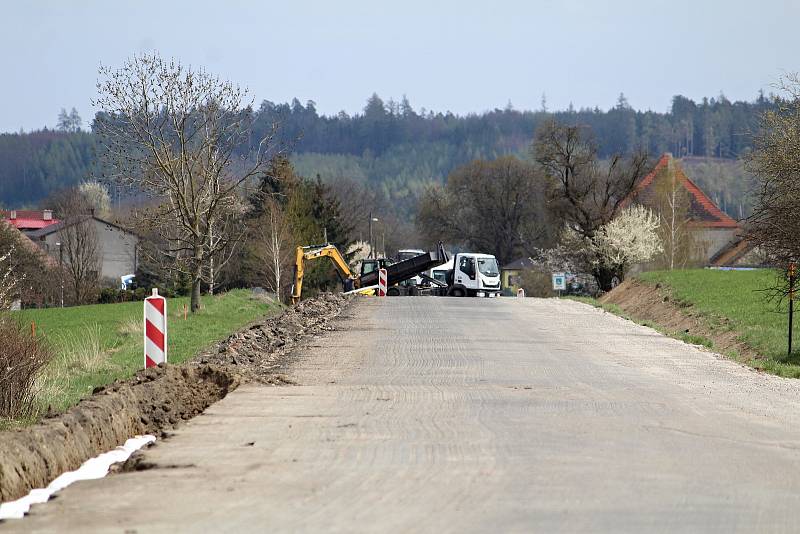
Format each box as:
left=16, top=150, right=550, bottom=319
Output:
left=477, top=258, right=499, bottom=277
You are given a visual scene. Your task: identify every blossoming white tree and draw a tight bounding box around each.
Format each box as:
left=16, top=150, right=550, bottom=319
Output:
left=592, top=205, right=663, bottom=273
left=542, top=205, right=662, bottom=291
left=0, top=247, right=18, bottom=310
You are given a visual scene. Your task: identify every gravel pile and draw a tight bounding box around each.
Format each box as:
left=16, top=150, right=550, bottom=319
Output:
left=195, top=292, right=349, bottom=381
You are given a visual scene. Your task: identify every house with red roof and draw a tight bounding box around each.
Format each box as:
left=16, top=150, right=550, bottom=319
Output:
left=626, top=153, right=748, bottom=267
left=1, top=209, right=60, bottom=233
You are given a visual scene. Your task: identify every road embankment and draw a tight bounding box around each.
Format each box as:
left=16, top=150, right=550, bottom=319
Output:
left=0, top=293, right=349, bottom=503
left=600, top=277, right=760, bottom=363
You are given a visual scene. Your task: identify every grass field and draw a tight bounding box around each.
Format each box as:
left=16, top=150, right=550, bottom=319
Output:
left=14, top=289, right=276, bottom=422
left=636, top=269, right=800, bottom=377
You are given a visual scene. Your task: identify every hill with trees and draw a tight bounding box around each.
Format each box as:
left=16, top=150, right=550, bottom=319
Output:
left=0, top=91, right=773, bottom=219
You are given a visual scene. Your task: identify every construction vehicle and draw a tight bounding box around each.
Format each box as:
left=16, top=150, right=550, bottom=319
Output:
left=291, top=242, right=449, bottom=303
left=362, top=249, right=501, bottom=298
left=291, top=244, right=354, bottom=304
left=434, top=252, right=502, bottom=297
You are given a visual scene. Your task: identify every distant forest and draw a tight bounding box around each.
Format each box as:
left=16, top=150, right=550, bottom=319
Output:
left=0, top=92, right=774, bottom=219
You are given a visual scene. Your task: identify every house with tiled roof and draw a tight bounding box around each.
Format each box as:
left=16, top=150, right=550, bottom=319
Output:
left=28, top=215, right=139, bottom=281
left=626, top=153, right=742, bottom=266
left=1, top=209, right=61, bottom=233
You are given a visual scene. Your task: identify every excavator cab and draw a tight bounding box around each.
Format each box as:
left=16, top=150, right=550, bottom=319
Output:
left=359, top=258, right=392, bottom=279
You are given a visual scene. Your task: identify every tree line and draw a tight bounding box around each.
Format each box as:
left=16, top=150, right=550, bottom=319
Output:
left=2, top=52, right=796, bottom=308
left=0, top=90, right=777, bottom=214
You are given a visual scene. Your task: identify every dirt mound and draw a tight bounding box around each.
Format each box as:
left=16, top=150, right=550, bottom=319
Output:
left=195, top=292, right=349, bottom=381
left=601, top=279, right=757, bottom=360
left=0, top=365, right=236, bottom=502
left=0, top=293, right=350, bottom=503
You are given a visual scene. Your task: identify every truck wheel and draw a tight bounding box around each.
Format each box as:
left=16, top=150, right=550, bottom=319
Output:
left=387, top=287, right=400, bottom=296
left=450, top=288, right=465, bottom=297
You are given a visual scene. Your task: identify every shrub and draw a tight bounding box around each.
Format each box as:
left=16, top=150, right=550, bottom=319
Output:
left=0, top=316, right=54, bottom=419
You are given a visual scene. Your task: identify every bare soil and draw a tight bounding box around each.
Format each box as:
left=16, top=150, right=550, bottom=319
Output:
left=0, top=293, right=349, bottom=503
left=600, top=279, right=758, bottom=360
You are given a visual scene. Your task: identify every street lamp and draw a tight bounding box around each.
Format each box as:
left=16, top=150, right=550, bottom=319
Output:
left=55, top=242, right=63, bottom=308
left=368, top=212, right=379, bottom=259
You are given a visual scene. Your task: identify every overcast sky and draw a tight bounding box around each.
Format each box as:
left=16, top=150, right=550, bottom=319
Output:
left=2, top=0, right=798, bottom=132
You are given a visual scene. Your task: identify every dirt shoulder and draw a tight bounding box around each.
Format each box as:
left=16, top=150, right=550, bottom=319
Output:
left=0, top=293, right=349, bottom=503
left=600, top=279, right=759, bottom=361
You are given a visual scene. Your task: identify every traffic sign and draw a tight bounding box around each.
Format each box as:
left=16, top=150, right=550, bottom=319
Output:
left=552, top=273, right=566, bottom=291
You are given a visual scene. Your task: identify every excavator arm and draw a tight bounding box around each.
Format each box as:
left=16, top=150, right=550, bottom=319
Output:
left=291, top=244, right=353, bottom=304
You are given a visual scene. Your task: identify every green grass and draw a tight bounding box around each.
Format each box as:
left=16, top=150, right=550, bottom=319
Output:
left=634, top=269, right=800, bottom=377
left=639, top=269, right=783, bottom=347
left=16, top=289, right=277, bottom=418
left=569, top=295, right=695, bottom=343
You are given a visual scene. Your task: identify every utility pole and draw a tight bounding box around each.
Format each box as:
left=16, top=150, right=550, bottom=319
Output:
left=790, top=262, right=796, bottom=357
left=369, top=212, right=380, bottom=259
left=56, top=242, right=64, bottom=308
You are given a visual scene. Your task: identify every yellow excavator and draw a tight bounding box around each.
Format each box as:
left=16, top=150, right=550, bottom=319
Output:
left=291, top=244, right=355, bottom=304
left=291, top=242, right=449, bottom=304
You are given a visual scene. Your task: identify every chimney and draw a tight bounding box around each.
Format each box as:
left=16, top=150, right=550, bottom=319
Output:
left=42, top=210, right=53, bottom=221
left=9, top=210, right=16, bottom=220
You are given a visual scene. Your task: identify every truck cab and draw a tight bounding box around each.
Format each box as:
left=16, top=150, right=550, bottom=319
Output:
left=448, top=253, right=501, bottom=297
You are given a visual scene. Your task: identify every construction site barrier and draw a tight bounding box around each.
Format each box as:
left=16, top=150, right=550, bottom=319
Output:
left=144, top=288, right=167, bottom=368
left=378, top=268, right=388, bottom=297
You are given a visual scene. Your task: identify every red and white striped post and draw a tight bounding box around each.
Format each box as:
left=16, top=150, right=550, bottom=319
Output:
left=378, top=268, right=388, bottom=297
left=144, top=288, right=167, bottom=369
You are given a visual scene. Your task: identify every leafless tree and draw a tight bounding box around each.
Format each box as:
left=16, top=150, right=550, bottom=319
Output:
left=417, top=156, right=551, bottom=265
left=745, top=73, right=800, bottom=295
left=533, top=120, right=651, bottom=291
left=327, top=176, right=418, bottom=256
left=247, top=198, right=294, bottom=300
left=58, top=216, right=100, bottom=305
left=93, top=53, right=279, bottom=311
left=652, top=158, right=694, bottom=270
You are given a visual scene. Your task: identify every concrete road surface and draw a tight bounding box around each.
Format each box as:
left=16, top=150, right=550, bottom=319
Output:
left=9, top=297, right=800, bottom=533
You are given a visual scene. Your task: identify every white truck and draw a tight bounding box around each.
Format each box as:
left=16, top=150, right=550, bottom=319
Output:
left=440, top=252, right=501, bottom=297
left=376, top=247, right=501, bottom=298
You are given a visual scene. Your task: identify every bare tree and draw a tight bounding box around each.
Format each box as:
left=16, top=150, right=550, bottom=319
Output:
left=58, top=217, right=100, bottom=305
left=533, top=120, right=651, bottom=291
left=247, top=198, right=294, bottom=300
left=94, top=53, right=278, bottom=311
left=745, top=73, right=800, bottom=295
left=417, top=156, right=551, bottom=265
left=652, top=158, right=694, bottom=270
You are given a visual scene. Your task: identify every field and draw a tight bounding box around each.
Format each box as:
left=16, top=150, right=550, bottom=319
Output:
left=14, top=289, right=276, bottom=421
left=605, top=269, right=800, bottom=377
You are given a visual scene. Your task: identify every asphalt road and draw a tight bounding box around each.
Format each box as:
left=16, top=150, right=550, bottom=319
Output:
left=10, top=297, right=800, bottom=533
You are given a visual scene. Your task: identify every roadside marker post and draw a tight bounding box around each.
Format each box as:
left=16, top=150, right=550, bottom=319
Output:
left=378, top=268, right=388, bottom=297
left=144, top=288, right=167, bottom=369
left=790, top=263, right=796, bottom=357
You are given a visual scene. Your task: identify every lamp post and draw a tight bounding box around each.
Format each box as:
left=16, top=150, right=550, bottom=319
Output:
left=56, top=242, right=64, bottom=308
left=369, top=212, right=379, bottom=259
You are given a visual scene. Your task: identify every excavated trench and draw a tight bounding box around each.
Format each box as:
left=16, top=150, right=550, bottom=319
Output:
left=0, top=293, right=349, bottom=503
